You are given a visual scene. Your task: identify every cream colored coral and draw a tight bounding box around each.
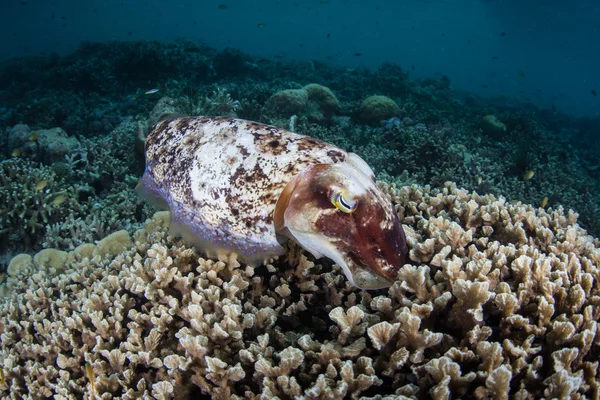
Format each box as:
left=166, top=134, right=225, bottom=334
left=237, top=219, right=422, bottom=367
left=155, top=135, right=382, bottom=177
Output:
left=329, top=306, right=366, bottom=345
left=93, top=229, right=133, bottom=258
left=367, top=321, right=399, bottom=351
left=1, top=181, right=599, bottom=399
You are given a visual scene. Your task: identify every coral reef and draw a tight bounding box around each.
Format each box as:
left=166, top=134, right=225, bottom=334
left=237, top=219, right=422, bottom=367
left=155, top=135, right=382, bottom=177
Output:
left=302, top=83, right=340, bottom=120
left=0, top=158, right=78, bottom=252
left=358, top=95, right=401, bottom=124
left=0, top=43, right=599, bottom=400
left=264, top=88, right=308, bottom=117
left=1, top=183, right=598, bottom=398
left=263, top=83, right=339, bottom=122
left=0, top=40, right=598, bottom=239
left=0, top=118, right=149, bottom=265
left=479, top=114, right=507, bottom=139
left=8, top=125, right=81, bottom=164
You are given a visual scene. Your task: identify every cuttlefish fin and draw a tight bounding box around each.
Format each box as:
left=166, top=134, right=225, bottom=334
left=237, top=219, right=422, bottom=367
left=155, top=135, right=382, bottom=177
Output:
left=135, top=173, right=169, bottom=210
left=169, top=209, right=286, bottom=266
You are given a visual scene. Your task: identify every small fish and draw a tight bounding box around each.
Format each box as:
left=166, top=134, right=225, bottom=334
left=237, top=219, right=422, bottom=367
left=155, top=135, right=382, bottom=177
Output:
left=218, top=3, right=228, bottom=8
left=500, top=32, right=506, bottom=36
left=0, top=368, right=4, bottom=385
left=541, top=196, right=548, bottom=208
left=326, top=33, right=330, bottom=38
left=354, top=53, right=362, bottom=56
left=257, top=23, right=265, bottom=28
left=35, top=180, right=48, bottom=191
left=11, top=149, right=20, bottom=157
left=84, top=362, right=96, bottom=398
left=144, top=88, right=159, bottom=95
left=52, top=194, right=68, bottom=205
left=523, top=170, right=535, bottom=180
left=477, top=176, right=482, bottom=185
left=28, top=131, right=39, bottom=141
left=492, top=56, right=498, bottom=60
left=518, top=70, right=525, bottom=77
left=592, top=90, right=598, bottom=97
left=411, top=65, right=415, bottom=70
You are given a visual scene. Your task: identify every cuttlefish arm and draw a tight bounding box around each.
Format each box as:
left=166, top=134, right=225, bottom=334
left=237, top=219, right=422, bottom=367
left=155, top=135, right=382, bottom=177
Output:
left=274, top=153, right=409, bottom=290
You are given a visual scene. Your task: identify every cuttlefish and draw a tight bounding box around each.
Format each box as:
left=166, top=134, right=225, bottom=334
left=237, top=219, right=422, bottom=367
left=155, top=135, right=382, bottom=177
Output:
left=137, top=116, right=408, bottom=289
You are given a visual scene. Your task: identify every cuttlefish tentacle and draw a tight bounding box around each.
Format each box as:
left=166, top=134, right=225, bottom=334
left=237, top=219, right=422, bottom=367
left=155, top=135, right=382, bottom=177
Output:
left=137, top=116, right=409, bottom=289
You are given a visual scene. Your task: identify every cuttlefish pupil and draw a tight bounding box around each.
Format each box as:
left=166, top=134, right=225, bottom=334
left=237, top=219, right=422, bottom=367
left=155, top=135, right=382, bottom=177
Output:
left=332, top=190, right=358, bottom=213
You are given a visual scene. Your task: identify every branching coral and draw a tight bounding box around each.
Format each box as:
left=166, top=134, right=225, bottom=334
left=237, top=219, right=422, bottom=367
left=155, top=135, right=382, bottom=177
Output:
left=0, top=182, right=599, bottom=398
left=0, top=119, right=150, bottom=268
left=0, top=158, right=80, bottom=252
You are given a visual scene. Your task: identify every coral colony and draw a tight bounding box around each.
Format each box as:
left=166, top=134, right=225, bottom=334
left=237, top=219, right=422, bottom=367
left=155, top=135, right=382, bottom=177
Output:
left=0, top=40, right=599, bottom=398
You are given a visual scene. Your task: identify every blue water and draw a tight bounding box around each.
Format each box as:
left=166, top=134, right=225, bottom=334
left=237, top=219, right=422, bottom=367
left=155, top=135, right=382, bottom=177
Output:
left=2, top=0, right=599, bottom=118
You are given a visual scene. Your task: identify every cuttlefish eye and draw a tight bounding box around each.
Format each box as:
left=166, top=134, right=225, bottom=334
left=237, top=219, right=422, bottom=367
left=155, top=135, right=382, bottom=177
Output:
left=331, top=190, right=358, bottom=213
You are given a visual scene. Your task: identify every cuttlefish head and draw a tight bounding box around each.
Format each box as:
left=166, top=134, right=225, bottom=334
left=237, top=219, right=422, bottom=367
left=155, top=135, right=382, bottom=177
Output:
left=274, top=153, right=409, bottom=290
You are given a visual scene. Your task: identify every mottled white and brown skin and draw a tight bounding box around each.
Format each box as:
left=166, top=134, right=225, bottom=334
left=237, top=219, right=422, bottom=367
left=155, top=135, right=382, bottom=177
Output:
left=137, top=116, right=408, bottom=289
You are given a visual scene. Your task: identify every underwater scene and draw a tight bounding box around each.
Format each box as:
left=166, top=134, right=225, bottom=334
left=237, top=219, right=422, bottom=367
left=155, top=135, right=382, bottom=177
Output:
left=0, top=0, right=599, bottom=398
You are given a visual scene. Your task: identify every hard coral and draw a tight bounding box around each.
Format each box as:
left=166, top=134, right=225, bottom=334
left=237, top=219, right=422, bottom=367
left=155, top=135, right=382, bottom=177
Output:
left=264, top=88, right=309, bottom=117
left=303, top=83, right=339, bottom=119
left=358, top=95, right=401, bottom=125
left=263, top=83, right=339, bottom=122
left=479, top=114, right=507, bottom=139
left=0, top=182, right=599, bottom=398
left=0, top=158, right=77, bottom=252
